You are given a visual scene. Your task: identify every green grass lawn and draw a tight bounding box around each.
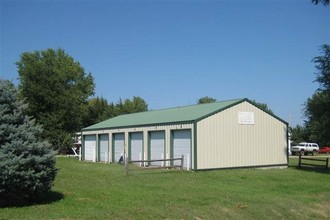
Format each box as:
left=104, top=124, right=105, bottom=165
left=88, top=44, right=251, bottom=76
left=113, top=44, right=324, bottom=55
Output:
left=1, top=156, right=329, bottom=219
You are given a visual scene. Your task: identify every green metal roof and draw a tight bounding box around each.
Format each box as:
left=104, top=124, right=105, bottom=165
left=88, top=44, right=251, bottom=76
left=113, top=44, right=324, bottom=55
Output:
left=82, top=98, right=245, bottom=131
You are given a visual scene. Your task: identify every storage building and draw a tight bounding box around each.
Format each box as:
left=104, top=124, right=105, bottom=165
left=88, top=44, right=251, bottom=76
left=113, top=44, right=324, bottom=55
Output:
left=81, top=98, right=288, bottom=170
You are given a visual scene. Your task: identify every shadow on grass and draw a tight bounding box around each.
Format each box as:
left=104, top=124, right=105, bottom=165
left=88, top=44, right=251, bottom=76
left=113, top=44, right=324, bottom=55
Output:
left=289, top=156, right=330, bottom=174
left=289, top=165, right=330, bottom=174
left=0, top=190, right=64, bottom=208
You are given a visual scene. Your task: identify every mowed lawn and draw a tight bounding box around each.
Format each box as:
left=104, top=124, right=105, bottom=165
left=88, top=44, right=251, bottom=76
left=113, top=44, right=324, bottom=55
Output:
left=1, top=157, right=329, bottom=219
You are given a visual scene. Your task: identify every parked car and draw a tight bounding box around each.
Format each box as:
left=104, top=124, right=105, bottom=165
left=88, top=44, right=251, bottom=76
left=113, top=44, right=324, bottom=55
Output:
left=291, top=142, right=319, bottom=156
left=319, top=146, right=330, bottom=154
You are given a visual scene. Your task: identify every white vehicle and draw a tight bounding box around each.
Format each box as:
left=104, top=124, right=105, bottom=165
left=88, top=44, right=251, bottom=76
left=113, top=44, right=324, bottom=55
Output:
left=291, top=142, right=319, bottom=156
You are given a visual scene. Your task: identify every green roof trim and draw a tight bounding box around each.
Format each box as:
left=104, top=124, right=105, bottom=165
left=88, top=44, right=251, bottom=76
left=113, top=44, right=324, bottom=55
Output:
left=82, top=98, right=287, bottom=131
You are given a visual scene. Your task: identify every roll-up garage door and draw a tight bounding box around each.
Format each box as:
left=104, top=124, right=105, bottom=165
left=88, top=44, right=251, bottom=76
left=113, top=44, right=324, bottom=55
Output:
left=130, top=132, right=143, bottom=161
left=149, top=131, right=165, bottom=166
left=99, top=134, right=109, bottom=162
left=113, top=133, right=125, bottom=163
left=173, top=130, right=191, bottom=167
left=84, top=135, right=96, bottom=161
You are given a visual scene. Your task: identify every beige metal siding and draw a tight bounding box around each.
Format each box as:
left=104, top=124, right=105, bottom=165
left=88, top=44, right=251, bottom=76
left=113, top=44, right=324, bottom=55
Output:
left=197, top=101, right=287, bottom=169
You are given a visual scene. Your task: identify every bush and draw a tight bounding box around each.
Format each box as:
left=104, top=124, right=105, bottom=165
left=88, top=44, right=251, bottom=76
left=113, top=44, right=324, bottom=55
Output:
left=0, top=80, right=57, bottom=206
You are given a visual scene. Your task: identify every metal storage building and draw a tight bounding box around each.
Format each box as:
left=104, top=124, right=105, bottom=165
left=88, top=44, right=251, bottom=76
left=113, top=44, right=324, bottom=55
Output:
left=81, top=98, right=288, bottom=170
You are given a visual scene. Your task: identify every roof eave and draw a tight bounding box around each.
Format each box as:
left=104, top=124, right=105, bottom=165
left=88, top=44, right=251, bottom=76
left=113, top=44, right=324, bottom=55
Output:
left=82, top=120, right=195, bottom=132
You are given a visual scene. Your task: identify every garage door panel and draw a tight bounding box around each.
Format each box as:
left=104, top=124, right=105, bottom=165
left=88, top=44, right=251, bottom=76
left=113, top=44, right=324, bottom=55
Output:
left=114, top=133, right=125, bottom=163
left=150, top=131, right=165, bottom=166
left=130, top=132, right=143, bottom=161
left=84, top=135, right=96, bottom=161
left=173, top=130, right=191, bottom=167
left=99, top=134, right=109, bottom=162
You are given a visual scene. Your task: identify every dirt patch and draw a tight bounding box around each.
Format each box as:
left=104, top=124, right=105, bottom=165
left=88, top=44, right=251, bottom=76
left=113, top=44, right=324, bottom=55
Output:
left=308, top=202, right=330, bottom=218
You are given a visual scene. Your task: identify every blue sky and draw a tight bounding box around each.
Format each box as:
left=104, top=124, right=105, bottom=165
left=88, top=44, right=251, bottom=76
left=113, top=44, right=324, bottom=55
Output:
left=1, top=0, right=329, bottom=126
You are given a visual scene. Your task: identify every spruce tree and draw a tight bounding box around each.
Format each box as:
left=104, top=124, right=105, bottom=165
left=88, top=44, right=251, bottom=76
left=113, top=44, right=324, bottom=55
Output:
left=0, top=80, right=57, bottom=206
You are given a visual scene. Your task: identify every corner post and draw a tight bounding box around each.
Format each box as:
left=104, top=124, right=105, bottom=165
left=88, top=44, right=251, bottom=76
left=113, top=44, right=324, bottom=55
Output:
left=125, top=155, right=129, bottom=176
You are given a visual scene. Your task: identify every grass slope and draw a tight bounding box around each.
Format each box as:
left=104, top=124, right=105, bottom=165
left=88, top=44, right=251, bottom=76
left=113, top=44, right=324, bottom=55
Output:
left=0, top=157, right=329, bottom=219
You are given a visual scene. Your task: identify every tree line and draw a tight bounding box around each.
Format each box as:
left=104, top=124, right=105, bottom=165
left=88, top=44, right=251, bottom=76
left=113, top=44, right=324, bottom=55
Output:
left=0, top=0, right=328, bottom=207
left=12, top=48, right=275, bottom=153
left=15, top=48, right=150, bottom=153
left=2, top=43, right=327, bottom=206
left=290, top=44, right=330, bottom=147
left=9, top=42, right=330, bottom=153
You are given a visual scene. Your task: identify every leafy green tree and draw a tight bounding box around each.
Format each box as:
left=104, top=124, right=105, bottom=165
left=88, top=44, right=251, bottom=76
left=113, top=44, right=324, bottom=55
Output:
left=0, top=80, right=57, bottom=206
left=304, top=45, right=330, bottom=146
left=312, top=0, right=329, bottom=6
left=290, top=125, right=309, bottom=145
left=83, top=96, right=148, bottom=127
left=197, top=96, right=217, bottom=104
left=305, top=92, right=330, bottom=145
left=114, top=96, right=148, bottom=115
left=17, top=48, right=95, bottom=151
left=251, top=100, right=274, bottom=115
left=84, top=97, right=115, bottom=126
left=313, top=45, right=330, bottom=91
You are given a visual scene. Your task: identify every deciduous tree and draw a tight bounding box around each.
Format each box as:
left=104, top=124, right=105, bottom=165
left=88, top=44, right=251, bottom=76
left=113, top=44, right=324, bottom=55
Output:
left=84, top=97, right=115, bottom=126
left=17, top=48, right=95, bottom=151
left=290, top=125, right=309, bottom=145
left=197, top=96, right=216, bottom=104
left=114, top=96, right=148, bottom=115
left=304, top=45, right=330, bottom=146
left=251, top=100, right=274, bottom=115
left=311, top=0, right=329, bottom=6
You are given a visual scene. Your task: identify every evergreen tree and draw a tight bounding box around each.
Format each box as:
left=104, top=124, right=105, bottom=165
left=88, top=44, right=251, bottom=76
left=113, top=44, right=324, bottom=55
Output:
left=0, top=80, right=57, bottom=206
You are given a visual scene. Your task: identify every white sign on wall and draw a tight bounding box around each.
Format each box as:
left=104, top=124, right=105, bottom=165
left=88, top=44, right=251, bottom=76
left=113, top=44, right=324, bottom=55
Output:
left=238, top=111, right=254, bottom=125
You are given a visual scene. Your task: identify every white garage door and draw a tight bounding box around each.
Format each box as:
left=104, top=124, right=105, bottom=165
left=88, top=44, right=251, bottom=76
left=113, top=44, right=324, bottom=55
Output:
left=173, top=130, right=191, bottom=167
left=84, top=135, right=96, bottom=161
left=149, top=131, right=165, bottom=166
left=99, top=134, right=109, bottom=162
left=113, top=133, right=125, bottom=163
left=130, top=132, right=143, bottom=161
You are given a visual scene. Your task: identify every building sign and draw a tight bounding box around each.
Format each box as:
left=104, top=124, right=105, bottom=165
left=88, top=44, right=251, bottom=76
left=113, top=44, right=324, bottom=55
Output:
left=238, top=111, right=254, bottom=125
